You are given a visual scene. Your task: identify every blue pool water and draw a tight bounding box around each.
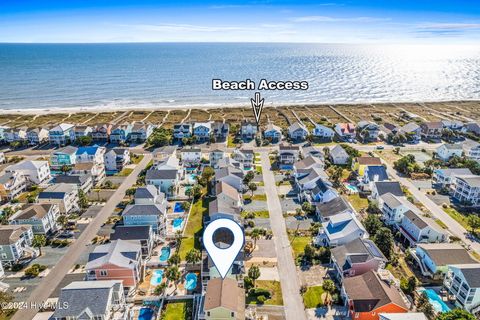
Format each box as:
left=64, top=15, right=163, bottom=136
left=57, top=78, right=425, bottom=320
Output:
left=345, top=183, right=359, bottom=193
left=150, top=269, right=164, bottom=286
left=172, top=218, right=184, bottom=231
left=420, top=289, right=451, bottom=313
left=159, top=247, right=171, bottom=262
left=188, top=173, right=197, bottom=182
left=138, top=307, right=154, bottom=320
left=174, top=202, right=184, bottom=213
left=185, top=273, right=197, bottom=290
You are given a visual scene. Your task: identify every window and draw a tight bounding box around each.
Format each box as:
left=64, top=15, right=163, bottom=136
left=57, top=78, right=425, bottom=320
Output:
left=206, top=312, right=210, bottom=316
left=99, top=270, right=108, bottom=276
left=231, top=312, right=235, bottom=317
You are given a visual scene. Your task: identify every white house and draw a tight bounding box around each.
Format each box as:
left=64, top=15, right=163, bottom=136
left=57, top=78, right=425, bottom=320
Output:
left=181, top=148, right=202, bottom=166
left=329, top=145, right=349, bottom=165
left=26, top=127, right=49, bottom=146
left=398, top=209, right=448, bottom=246
left=104, top=148, right=130, bottom=172
left=37, top=183, right=80, bottom=214
left=0, top=225, right=34, bottom=266
left=215, top=166, right=244, bottom=192
left=317, top=211, right=367, bottom=247
left=0, top=152, right=5, bottom=164
left=70, top=125, right=93, bottom=142
left=75, top=146, right=106, bottom=184
left=432, top=168, right=472, bottom=189
left=209, top=149, right=225, bottom=169
left=278, top=144, right=300, bottom=169
left=129, top=122, right=154, bottom=142
left=311, top=123, right=334, bottom=140
left=9, top=204, right=60, bottom=235
left=215, top=181, right=242, bottom=209
left=145, top=168, right=180, bottom=197
left=4, top=127, right=27, bottom=143
left=232, top=148, right=254, bottom=170
left=462, top=139, right=480, bottom=162
left=288, top=122, right=309, bottom=141
left=49, top=123, right=75, bottom=146
left=452, top=175, right=480, bottom=207
left=444, top=264, right=480, bottom=314
left=0, top=171, right=28, bottom=201
left=193, top=122, right=212, bottom=141
left=356, top=121, right=380, bottom=142
left=379, top=193, right=416, bottom=225
left=436, top=143, right=463, bottom=161
left=6, top=160, right=51, bottom=185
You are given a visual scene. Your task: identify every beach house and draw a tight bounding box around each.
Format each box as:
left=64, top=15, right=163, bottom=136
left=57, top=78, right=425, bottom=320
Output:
left=398, top=122, right=421, bottom=143
left=432, top=168, right=472, bottom=189
left=318, top=211, right=367, bottom=247
left=49, top=146, right=78, bottom=171
left=444, top=264, right=480, bottom=314
left=37, top=183, right=80, bottom=214
left=54, top=174, right=93, bottom=193
left=311, top=123, right=334, bottom=140
left=288, top=122, right=309, bottom=141
left=202, top=278, right=245, bottom=320
left=342, top=270, right=409, bottom=320
left=110, top=123, right=133, bottom=144
left=214, top=166, right=244, bottom=192
left=51, top=280, right=131, bottom=320
left=0, top=225, right=34, bottom=267
left=145, top=168, right=180, bottom=196
left=278, top=144, right=300, bottom=169
left=6, top=160, right=51, bottom=185
left=212, top=122, right=229, bottom=141
left=122, top=201, right=167, bottom=234
left=232, top=148, right=254, bottom=170
left=173, top=123, right=193, bottom=140
left=209, top=149, right=225, bottom=169
left=263, top=123, right=282, bottom=143
left=452, top=175, right=480, bottom=207
left=240, top=120, right=257, bottom=140
left=85, top=239, right=143, bottom=294
left=436, top=143, right=463, bottom=161
left=462, top=139, right=480, bottom=162
left=329, top=145, right=349, bottom=165
left=215, top=181, right=242, bottom=208
left=4, top=127, right=27, bottom=143
left=331, top=238, right=387, bottom=279
left=26, top=127, right=49, bottom=146
left=420, top=121, right=443, bottom=141
left=334, top=123, right=356, bottom=141
left=356, top=121, right=380, bottom=142
left=193, top=122, right=212, bottom=142
left=351, top=156, right=382, bottom=176
left=315, top=196, right=353, bottom=222
left=379, top=192, right=416, bottom=225
left=9, top=204, right=60, bottom=235
left=91, top=123, right=113, bottom=142
left=398, top=210, right=448, bottom=246
left=129, top=122, right=154, bottom=142
left=104, top=148, right=130, bottom=172
left=70, top=125, right=92, bottom=142
left=75, top=146, right=106, bottom=184
left=371, top=181, right=404, bottom=200
left=0, top=171, right=28, bottom=202
left=181, top=148, right=202, bottom=166
left=110, top=225, right=155, bottom=259
left=49, top=123, right=75, bottom=146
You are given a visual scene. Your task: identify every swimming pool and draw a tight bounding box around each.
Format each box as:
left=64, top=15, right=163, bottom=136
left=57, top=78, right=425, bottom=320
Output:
left=172, top=218, right=184, bottom=231
left=184, top=273, right=197, bottom=290
left=173, top=202, right=184, bottom=213
left=159, top=247, right=171, bottom=262
left=138, top=307, right=154, bottom=320
left=345, top=183, right=359, bottom=193
left=188, top=173, right=197, bottom=183
left=150, top=269, right=164, bottom=286
left=420, top=289, right=451, bottom=313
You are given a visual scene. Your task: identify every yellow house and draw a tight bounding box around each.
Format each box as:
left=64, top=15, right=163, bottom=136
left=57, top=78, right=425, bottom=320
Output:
left=204, top=278, right=245, bottom=320
left=351, top=156, right=382, bottom=176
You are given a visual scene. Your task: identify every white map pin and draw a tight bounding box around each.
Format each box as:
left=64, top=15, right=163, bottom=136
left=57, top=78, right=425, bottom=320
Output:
left=203, top=218, right=244, bottom=279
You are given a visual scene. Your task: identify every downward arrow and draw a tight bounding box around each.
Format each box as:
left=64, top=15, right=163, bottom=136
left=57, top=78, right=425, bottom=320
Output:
left=250, top=92, right=265, bottom=125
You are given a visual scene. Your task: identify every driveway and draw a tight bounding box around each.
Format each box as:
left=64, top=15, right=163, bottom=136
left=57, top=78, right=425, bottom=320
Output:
left=13, top=154, right=152, bottom=320
left=260, top=151, right=307, bottom=320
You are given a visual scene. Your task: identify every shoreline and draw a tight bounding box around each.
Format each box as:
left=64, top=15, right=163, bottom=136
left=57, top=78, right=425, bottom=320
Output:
left=0, top=99, right=479, bottom=115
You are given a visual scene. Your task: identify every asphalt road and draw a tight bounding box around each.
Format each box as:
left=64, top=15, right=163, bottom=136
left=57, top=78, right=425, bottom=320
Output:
left=13, top=154, right=152, bottom=320
left=385, top=163, right=480, bottom=254
left=260, top=151, right=307, bottom=320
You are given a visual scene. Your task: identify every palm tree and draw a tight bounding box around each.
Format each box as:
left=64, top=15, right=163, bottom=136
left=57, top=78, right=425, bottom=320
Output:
left=32, top=234, right=47, bottom=256
left=165, top=265, right=181, bottom=290
left=322, top=279, right=336, bottom=304
left=248, top=182, right=257, bottom=196
left=248, top=265, right=261, bottom=287
left=185, top=248, right=201, bottom=267
left=250, top=228, right=262, bottom=249
left=57, top=215, right=68, bottom=229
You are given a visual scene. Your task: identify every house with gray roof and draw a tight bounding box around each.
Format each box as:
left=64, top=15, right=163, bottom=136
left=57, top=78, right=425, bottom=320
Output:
left=444, top=264, right=480, bottom=314
left=293, top=156, right=324, bottom=178
left=37, top=183, right=79, bottom=214
left=462, top=139, right=480, bottom=162
left=315, top=196, right=353, bottom=222
left=145, top=167, right=180, bottom=197
left=398, top=209, right=448, bottom=246
left=51, top=280, right=131, bottom=320
left=331, top=238, right=387, bottom=279
left=9, top=204, right=59, bottom=235
left=398, top=122, right=421, bottom=143
left=452, top=175, right=480, bottom=207
left=436, top=143, right=463, bottom=161
left=379, top=193, right=417, bottom=225
left=208, top=198, right=241, bottom=223
left=134, top=185, right=166, bottom=205
left=122, top=204, right=166, bottom=234
left=288, top=122, right=309, bottom=141
left=212, top=122, right=229, bottom=141
left=0, top=171, right=28, bottom=202
left=264, top=123, right=282, bottom=143
left=316, top=211, right=367, bottom=247
left=432, top=168, right=473, bottom=189
left=278, top=144, right=300, bottom=169
left=356, top=121, right=380, bottom=142
left=215, top=166, right=244, bottom=192
left=86, top=240, right=143, bottom=293
left=0, top=225, right=34, bottom=266
left=110, top=225, right=155, bottom=258
left=360, top=165, right=389, bottom=190
left=329, top=145, right=349, bottom=165
left=371, top=181, right=404, bottom=200
left=54, top=173, right=93, bottom=193
left=232, top=148, right=254, bottom=170
left=414, top=243, right=477, bottom=277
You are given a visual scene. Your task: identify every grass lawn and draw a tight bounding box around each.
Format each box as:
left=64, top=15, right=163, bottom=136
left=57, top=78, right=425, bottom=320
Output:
left=178, top=198, right=209, bottom=260
left=303, top=286, right=326, bottom=308
left=443, top=207, right=469, bottom=229
left=346, top=193, right=369, bottom=212
left=434, top=218, right=448, bottom=229
left=247, top=280, right=283, bottom=305
left=242, top=210, right=270, bottom=218
left=116, top=168, right=134, bottom=177
left=17, top=187, right=44, bottom=203
left=288, top=235, right=311, bottom=258
left=257, top=181, right=265, bottom=186
left=131, top=154, right=144, bottom=164
left=244, top=194, right=267, bottom=201
left=227, top=135, right=236, bottom=148
left=162, top=300, right=193, bottom=320
left=256, top=165, right=263, bottom=174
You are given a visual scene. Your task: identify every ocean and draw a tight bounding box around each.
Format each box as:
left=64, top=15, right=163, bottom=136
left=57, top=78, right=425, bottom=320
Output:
left=0, top=43, right=479, bottom=111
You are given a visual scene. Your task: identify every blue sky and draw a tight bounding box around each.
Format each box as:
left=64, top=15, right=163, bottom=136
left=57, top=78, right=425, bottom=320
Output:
left=1, top=0, right=480, bottom=43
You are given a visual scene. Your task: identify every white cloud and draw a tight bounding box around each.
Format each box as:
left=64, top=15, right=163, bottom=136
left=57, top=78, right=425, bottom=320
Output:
left=290, top=16, right=391, bottom=23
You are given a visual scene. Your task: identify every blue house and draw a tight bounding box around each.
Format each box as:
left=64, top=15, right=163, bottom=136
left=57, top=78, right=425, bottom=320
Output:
left=110, top=123, right=133, bottom=144
left=50, top=146, right=78, bottom=171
